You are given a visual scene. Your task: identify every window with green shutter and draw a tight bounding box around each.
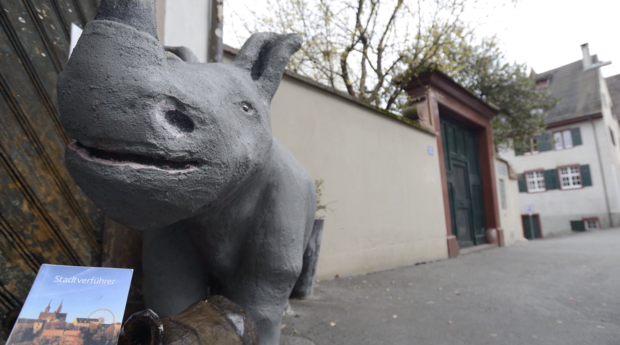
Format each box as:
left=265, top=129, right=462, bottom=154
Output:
left=553, top=129, right=575, bottom=150
left=544, top=169, right=558, bottom=190
left=571, top=220, right=585, bottom=231
left=538, top=132, right=553, bottom=152
left=580, top=164, right=592, bottom=186
left=524, top=171, right=546, bottom=192
left=518, top=174, right=527, bottom=193
left=559, top=165, right=582, bottom=189
left=517, top=138, right=540, bottom=156
left=571, top=127, right=582, bottom=146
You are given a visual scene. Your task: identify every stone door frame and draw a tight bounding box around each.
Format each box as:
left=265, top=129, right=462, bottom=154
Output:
left=403, top=70, right=503, bottom=257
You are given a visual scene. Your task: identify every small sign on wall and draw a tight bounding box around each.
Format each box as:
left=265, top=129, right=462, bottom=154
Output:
left=427, top=145, right=434, bottom=156
left=526, top=205, right=534, bottom=216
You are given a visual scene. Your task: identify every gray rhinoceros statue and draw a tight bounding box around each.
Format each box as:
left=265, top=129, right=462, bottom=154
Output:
left=57, top=1, right=316, bottom=344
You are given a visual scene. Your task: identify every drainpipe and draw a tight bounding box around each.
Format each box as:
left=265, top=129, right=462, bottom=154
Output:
left=207, top=0, right=223, bottom=62
left=590, top=116, right=613, bottom=227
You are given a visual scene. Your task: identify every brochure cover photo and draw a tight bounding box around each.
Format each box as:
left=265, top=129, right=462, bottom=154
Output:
left=6, top=264, right=133, bottom=345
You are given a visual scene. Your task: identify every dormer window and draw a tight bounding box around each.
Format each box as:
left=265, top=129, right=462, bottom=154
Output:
left=536, top=77, right=551, bottom=89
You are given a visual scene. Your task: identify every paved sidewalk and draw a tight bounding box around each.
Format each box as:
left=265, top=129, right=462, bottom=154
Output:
left=281, top=229, right=620, bottom=345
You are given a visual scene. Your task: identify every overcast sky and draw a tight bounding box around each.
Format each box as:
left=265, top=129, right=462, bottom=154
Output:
left=224, top=0, right=620, bottom=78
left=473, top=0, right=620, bottom=78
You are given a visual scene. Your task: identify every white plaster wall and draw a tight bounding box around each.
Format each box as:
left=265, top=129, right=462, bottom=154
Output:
left=162, top=0, right=209, bottom=62
left=501, top=120, right=615, bottom=237
left=495, top=160, right=525, bottom=246
left=596, top=69, right=620, bottom=220
left=269, top=76, right=448, bottom=279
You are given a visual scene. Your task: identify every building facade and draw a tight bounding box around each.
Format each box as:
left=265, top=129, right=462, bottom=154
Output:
left=501, top=44, right=620, bottom=238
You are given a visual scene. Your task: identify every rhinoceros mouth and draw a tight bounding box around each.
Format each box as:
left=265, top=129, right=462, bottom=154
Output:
left=68, top=141, right=199, bottom=171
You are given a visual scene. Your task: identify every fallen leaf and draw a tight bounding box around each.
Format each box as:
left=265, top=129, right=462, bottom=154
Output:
left=330, top=322, right=337, bottom=327
left=448, top=320, right=452, bottom=325
left=281, top=324, right=286, bottom=330
left=365, top=296, right=369, bottom=299
left=335, top=274, right=340, bottom=279
left=557, top=320, right=563, bottom=324
left=293, top=329, right=298, bottom=334
left=490, top=333, right=497, bottom=337
left=392, top=315, right=398, bottom=319
left=295, top=314, right=300, bottom=318
left=445, top=297, right=451, bottom=301
left=362, top=280, right=367, bottom=284
left=386, top=288, right=390, bottom=291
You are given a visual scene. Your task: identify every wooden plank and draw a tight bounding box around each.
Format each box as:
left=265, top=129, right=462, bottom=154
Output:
left=27, top=0, right=73, bottom=69
left=0, top=16, right=102, bottom=244
left=49, top=0, right=83, bottom=31
left=0, top=2, right=104, bottom=340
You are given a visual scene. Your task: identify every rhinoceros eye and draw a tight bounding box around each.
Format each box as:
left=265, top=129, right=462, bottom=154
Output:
left=241, top=102, right=254, bottom=114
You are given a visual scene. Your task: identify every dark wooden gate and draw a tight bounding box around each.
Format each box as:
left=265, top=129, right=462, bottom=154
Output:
left=0, top=0, right=101, bottom=340
left=522, top=215, right=542, bottom=239
left=441, top=117, right=486, bottom=248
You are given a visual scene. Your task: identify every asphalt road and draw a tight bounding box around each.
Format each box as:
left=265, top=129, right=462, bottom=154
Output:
left=281, top=229, right=620, bottom=345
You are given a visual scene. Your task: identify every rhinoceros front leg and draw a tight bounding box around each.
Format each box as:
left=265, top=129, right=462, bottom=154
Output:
left=223, top=261, right=301, bottom=345
left=142, top=222, right=210, bottom=317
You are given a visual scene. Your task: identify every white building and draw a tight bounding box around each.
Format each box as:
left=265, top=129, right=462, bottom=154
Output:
left=501, top=44, right=620, bottom=238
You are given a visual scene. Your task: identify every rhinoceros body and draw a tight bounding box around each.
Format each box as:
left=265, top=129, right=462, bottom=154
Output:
left=57, top=1, right=316, bottom=344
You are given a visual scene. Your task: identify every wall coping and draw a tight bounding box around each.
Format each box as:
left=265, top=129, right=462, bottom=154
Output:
left=496, top=157, right=519, bottom=181
left=223, top=45, right=437, bottom=137
left=402, top=70, right=500, bottom=120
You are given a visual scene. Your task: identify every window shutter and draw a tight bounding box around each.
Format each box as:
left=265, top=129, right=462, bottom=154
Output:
left=544, top=169, right=558, bottom=190
left=571, top=127, right=582, bottom=146
left=538, top=132, right=553, bottom=151
left=518, top=174, right=527, bottom=193
left=570, top=220, right=585, bottom=231
left=580, top=164, right=592, bottom=186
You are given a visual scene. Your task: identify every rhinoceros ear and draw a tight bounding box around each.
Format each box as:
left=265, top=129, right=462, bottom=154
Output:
left=232, top=32, right=302, bottom=100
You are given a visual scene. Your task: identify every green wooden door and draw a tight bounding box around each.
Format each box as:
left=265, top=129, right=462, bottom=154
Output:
left=441, top=117, right=486, bottom=248
left=523, top=215, right=541, bottom=239
left=0, top=1, right=101, bottom=341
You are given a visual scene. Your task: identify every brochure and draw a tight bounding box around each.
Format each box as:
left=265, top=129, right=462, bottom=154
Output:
left=6, top=264, right=133, bottom=345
